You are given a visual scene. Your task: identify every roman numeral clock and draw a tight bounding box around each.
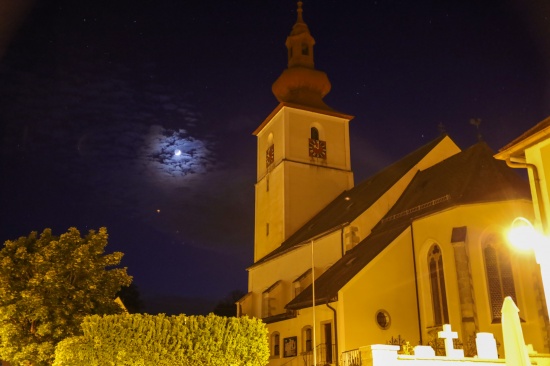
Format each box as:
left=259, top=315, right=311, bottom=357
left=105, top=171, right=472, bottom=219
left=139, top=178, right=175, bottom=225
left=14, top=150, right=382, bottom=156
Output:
left=308, top=138, right=326, bottom=159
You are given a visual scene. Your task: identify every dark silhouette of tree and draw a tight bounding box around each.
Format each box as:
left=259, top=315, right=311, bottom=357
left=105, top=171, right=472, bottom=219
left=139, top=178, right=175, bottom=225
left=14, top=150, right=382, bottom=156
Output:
left=117, top=283, right=143, bottom=314
left=212, top=289, right=246, bottom=317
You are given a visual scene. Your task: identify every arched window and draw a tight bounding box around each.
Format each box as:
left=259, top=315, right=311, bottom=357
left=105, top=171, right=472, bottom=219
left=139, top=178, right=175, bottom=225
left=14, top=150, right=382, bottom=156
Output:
left=428, top=244, right=449, bottom=326
left=483, top=234, right=518, bottom=322
left=310, top=127, right=319, bottom=141
left=271, top=332, right=280, bottom=357
left=302, top=326, right=313, bottom=353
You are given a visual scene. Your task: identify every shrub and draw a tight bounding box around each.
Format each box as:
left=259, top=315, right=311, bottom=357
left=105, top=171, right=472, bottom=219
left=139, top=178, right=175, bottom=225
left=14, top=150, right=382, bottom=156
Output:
left=53, top=313, right=269, bottom=366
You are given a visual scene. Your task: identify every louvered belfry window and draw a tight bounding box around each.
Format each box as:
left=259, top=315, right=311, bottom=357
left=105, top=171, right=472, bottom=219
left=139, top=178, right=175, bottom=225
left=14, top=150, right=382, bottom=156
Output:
left=484, top=235, right=518, bottom=322
left=428, top=244, right=449, bottom=326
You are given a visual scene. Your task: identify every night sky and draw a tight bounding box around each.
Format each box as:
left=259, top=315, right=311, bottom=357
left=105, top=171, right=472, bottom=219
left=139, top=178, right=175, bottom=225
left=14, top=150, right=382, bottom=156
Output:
left=1, top=0, right=549, bottom=314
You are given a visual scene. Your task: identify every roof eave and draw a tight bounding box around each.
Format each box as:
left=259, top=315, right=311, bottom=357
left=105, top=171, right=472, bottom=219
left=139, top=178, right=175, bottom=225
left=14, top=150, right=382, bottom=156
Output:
left=253, top=102, right=354, bottom=136
left=496, top=118, right=550, bottom=160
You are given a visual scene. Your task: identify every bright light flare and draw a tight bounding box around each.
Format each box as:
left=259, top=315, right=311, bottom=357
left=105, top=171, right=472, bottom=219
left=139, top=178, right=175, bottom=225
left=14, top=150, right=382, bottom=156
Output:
left=507, top=217, right=545, bottom=252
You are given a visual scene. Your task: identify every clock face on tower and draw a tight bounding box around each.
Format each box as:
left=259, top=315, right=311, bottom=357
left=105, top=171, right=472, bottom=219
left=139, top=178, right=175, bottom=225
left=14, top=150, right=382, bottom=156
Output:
left=266, top=144, right=274, bottom=166
left=309, top=138, right=327, bottom=159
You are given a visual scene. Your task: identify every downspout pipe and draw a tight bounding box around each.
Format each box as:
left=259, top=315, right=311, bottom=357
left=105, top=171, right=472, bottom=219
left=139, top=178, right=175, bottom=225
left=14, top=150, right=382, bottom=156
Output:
left=326, top=299, right=338, bottom=366
left=506, top=157, right=548, bottom=233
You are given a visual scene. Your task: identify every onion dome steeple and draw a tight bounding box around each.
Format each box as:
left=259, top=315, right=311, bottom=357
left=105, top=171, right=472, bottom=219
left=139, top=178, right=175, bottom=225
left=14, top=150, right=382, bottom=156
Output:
left=272, top=1, right=333, bottom=111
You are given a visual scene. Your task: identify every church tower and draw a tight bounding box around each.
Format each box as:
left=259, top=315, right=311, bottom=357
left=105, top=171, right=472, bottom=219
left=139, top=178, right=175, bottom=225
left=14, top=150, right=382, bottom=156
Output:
left=253, top=2, right=354, bottom=262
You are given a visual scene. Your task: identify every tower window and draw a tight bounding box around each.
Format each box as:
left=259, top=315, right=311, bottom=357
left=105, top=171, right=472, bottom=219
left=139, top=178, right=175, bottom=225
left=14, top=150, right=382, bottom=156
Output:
left=301, top=43, right=309, bottom=56
left=310, top=127, right=319, bottom=140
left=428, top=244, right=449, bottom=326
left=266, top=144, right=274, bottom=167
left=266, top=223, right=269, bottom=236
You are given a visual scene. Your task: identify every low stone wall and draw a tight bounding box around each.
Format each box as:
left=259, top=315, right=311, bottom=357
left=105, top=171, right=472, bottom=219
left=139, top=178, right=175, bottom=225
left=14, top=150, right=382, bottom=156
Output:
left=358, top=344, right=550, bottom=366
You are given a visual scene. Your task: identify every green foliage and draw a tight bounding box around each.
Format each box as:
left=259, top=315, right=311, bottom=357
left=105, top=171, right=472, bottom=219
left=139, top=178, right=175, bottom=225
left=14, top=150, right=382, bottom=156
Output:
left=53, top=313, right=270, bottom=366
left=0, top=227, right=132, bottom=366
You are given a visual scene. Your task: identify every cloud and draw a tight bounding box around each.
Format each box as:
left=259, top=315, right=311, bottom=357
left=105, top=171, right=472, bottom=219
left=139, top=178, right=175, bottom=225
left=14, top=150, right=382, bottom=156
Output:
left=0, top=48, right=253, bottom=254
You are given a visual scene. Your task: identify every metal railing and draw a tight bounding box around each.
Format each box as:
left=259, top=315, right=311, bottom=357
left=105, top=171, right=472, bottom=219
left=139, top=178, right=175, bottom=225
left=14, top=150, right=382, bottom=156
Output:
left=300, top=343, right=336, bottom=366
left=341, top=348, right=361, bottom=366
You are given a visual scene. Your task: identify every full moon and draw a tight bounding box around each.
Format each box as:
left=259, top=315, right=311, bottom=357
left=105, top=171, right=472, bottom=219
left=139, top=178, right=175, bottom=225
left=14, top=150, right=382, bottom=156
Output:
left=174, top=149, right=182, bottom=156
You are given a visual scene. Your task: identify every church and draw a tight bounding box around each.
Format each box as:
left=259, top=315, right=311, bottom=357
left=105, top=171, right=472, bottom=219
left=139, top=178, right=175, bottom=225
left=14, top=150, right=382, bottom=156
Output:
left=237, top=2, right=550, bottom=365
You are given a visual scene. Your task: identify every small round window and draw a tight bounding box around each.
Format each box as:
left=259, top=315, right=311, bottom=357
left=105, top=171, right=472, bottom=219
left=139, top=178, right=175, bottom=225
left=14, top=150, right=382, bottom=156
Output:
left=375, top=310, right=391, bottom=330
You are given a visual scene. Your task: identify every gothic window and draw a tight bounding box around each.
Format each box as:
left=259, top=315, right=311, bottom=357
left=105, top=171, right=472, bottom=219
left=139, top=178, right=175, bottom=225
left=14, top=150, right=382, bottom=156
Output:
left=311, top=127, right=319, bottom=140
left=483, top=234, right=518, bottom=322
left=271, top=332, right=280, bottom=357
left=428, top=244, right=449, bottom=326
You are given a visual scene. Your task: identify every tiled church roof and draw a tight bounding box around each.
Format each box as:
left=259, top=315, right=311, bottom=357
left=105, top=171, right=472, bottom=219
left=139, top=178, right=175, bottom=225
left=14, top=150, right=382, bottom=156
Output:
left=250, top=134, right=450, bottom=268
left=286, top=141, right=530, bottom=310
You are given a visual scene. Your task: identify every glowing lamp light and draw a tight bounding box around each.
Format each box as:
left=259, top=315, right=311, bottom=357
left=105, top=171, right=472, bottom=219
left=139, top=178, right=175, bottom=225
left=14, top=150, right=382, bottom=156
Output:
left=174, top=149, right=182, bottom=156
left=508, top=217, right=550, bottom=320
left=507, top=217, right=541, bottom=252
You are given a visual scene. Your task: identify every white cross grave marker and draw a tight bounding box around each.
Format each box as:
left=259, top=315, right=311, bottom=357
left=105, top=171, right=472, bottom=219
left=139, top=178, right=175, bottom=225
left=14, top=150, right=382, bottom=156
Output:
left=438, top=324, right=465, bottom=358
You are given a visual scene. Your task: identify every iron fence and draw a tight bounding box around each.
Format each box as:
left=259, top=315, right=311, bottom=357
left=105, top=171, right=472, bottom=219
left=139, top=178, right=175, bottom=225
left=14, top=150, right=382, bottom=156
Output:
left=341, top=348, right=361, bottom=366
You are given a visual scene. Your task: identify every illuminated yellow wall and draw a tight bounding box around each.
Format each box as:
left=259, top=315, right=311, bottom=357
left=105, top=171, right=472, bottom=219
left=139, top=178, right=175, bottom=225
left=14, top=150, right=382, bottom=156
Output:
left=524, top=140, right=550, bottom=235
left=254, top=106, right=353, bottom=261
left=411, top=200, right=546, bottom=354
left=248, top=230, right=343, bottom=319
left=266, top=306, right=336, bottom=366
left=339, top=229, right=419, bottom=350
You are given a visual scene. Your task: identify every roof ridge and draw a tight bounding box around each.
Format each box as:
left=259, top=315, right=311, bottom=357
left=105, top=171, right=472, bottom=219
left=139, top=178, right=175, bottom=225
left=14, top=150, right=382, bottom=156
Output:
left=251, top=134, right=454, bottom=266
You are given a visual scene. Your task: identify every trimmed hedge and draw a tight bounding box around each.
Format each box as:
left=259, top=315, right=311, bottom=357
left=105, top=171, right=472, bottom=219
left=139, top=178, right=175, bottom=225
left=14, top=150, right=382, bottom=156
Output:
left=53, top=313, right=269, bottom=366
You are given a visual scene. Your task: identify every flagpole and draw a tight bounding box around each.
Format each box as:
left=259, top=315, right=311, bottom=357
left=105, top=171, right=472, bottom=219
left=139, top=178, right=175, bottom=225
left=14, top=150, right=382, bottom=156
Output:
left=311, top=239, right=317, bottom=366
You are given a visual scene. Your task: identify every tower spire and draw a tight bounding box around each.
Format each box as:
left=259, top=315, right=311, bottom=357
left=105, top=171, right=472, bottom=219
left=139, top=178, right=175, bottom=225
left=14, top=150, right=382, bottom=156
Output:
left=297, top=1, right=304, bottom=24
left=271, top=1, right=333, bottom=111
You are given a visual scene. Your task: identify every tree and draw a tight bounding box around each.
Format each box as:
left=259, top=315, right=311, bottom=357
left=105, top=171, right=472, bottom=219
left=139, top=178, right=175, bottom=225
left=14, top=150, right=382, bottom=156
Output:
left=116, top=283, right=143, bottom=314
left=212, top=289, right=246, bottom=317
left=0, top=227, right=132, bottom=366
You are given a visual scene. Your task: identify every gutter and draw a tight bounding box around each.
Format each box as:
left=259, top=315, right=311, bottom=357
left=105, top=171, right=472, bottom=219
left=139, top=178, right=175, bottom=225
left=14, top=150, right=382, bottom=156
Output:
left=326, top=300, right=339, bottom=366
left=506, top=157, right=548, bottom=233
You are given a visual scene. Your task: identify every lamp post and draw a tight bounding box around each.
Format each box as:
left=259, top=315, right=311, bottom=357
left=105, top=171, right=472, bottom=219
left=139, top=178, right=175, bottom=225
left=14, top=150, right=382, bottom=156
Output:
left=508, top=217, right=550, bottom=318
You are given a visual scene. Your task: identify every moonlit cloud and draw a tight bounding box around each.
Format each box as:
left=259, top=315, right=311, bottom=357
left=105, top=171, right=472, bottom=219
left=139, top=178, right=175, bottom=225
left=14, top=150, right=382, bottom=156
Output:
left=143, top=125, right=215, bottom=182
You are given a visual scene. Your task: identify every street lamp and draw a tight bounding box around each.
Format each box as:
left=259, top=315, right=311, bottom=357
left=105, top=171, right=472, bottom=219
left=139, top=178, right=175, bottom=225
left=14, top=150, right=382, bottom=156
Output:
left=507, top=217, right=550, bottom=318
